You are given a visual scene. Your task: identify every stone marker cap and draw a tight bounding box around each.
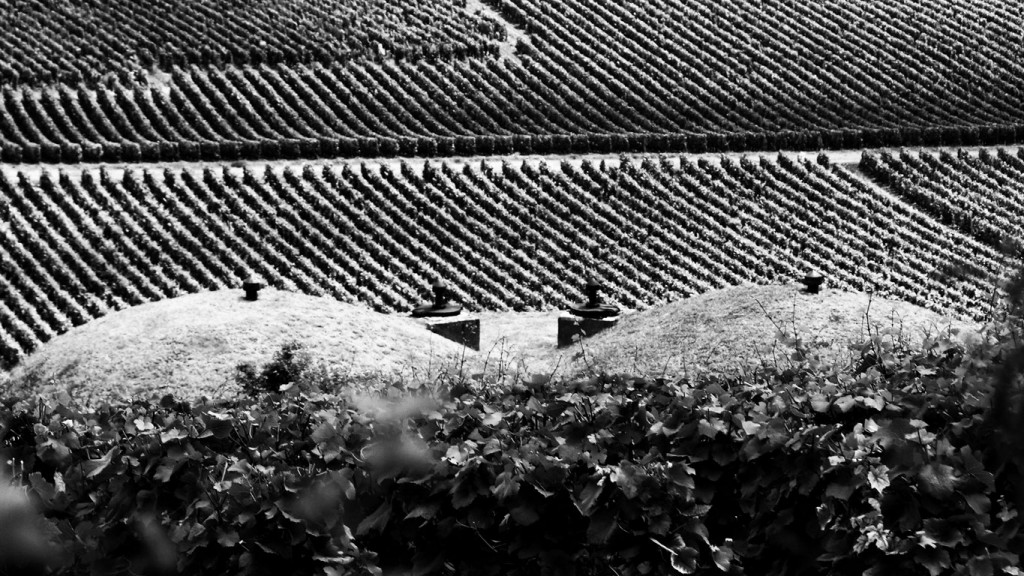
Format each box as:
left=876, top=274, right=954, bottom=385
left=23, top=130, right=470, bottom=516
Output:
left=242, top=275, right=265, bottom=301
left=800, top=271, right=825, bottom=294
left=412, top=280, right=463, bottom=317
left=569, top=278, right=620, bottom=318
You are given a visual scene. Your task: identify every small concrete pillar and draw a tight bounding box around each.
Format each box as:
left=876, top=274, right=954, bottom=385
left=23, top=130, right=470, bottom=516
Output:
left=559, top=278, right=621, bottom=347
left=411, top=280, right=477, bottom=349
left=424, top=316, right=480, bottom=351
left=558, top=313, right=618, bottom=348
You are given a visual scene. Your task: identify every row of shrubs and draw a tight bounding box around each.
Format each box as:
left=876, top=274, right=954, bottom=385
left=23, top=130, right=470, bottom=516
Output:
left=0, top=43, right=503, bottom=88
left=1, top=310, right=1023, bottom=575
left=3, top=123, right=1023, bottom=164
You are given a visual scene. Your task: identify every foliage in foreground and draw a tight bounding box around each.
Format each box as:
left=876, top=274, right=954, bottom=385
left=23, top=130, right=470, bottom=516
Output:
left=1, top=324, right=1024, bottom=576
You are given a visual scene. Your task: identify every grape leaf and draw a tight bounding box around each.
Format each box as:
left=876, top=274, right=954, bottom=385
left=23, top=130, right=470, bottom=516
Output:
left=967, top=557, right=993, bottom=576
left=82, top=447, right=118, bottom=479
left=834, top=396, right=856, bottom=413
left=670, top=547, right=700, bottom=574
left=574, top=480, right=604, bottom=516
left=490, top=470, right=520, bottom=501
left=356, top=501, right=392, bottom=536
left=510, top=504, right=540, bottom=526
left=586, top=509, right=617, bottom=544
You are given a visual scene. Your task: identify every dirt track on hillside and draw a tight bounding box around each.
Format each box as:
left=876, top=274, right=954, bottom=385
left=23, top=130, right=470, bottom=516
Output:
left=4, top=144, right=1021, bottom=182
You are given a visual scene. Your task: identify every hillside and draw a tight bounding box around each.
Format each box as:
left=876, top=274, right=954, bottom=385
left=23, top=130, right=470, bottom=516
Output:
left=2, top=0, right=1024, bottom=162
left=0, top=153, right=1010, bottom=367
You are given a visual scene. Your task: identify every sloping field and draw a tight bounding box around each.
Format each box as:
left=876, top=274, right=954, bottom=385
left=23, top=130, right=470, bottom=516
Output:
left=2, top=0, right=1024, bottom=161
left=4, top=283, right=975, bottom=407
left=5, top=288, right=469, bottom=409
left=0, top=154, right=1007, bottom=367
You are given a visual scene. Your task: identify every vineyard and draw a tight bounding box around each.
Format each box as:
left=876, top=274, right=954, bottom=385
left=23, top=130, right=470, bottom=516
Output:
left=862, top=148, right=1024, bottom=256
left=0, top=154, right=1009, bottom=368
left=6, top=3, right=1024, bottom=574
left=0, top=0, right=507, bottom=84
left=2, top=0, right=1024, bottom=162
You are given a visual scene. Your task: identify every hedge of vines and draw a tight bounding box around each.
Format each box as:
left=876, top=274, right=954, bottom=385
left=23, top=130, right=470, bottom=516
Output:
left=1, top=322, right=1023, bottom=575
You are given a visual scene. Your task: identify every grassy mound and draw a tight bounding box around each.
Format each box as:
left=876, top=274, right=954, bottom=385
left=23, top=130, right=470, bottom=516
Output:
left=558, top=283, right=978, bottom=379
left=5, top=288, right=468, bottom=409
left=3, top=283, right=979, bottom=408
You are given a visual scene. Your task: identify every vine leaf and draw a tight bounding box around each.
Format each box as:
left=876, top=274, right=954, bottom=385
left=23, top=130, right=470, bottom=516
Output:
left=574, top=479, right=603, bottom=516
left=82, top=447, right=117, bottom=479
left=586, top=509, right=617, bottom=544
left=356, top=501, right=392, bottom=536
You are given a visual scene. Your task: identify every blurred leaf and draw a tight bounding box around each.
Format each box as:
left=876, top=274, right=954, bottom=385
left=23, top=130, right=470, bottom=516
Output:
left=160, top=427, right=188, bottom=443
left=82, top=447, right=117, bottom=479
left=922, top=519, right=964, bottom=548
left=411, top=548, right=445, bottom=576
left=574, top=480, right=603, bottom=516
left=203, top=415, right=233, bottom=439
left=712, top=540, right=734, bottom=571
left=668, top=463, right=695, bottom=489
left=405, top=502, right=441, bottom=521
left=917, top=463, right=958, bottom=500
left=481, top=411, right=503, bottom=427
left=356, top=501, right=392, bottom=536
left=491, top=470, right=520, bottom=501
left=28, top=472, right=55, bottom=503
left=510, top=504, right=540, bottom=526
left=586, top=509, right=617, bottom=544
left=964, top=493, right=990, bottom=515
left=526, top=374, right=550, bottom=389
left=810, top=394, right=831, bottom=413
left=671, top=546, right=700, bottom=574
left=698, top=419, right=722, bottom=439
left=967, top=556, right=993, bottom=576
left=217, top=528, right=240, bottom=547
left=834, top=396, right=856, bottom=413
left=825, top=479, right=856, bottom=501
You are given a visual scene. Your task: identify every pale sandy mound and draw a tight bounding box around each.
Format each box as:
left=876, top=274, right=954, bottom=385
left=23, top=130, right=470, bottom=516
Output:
left=7, top=289, right=467, bottom=408
left=2, top=283, right=983, bottom=408
left=540, top=284, right=979, bottom=380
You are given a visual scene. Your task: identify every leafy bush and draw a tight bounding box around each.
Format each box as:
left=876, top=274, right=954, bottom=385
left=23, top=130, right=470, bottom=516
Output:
left=2, top=322, right=1023, bottom=575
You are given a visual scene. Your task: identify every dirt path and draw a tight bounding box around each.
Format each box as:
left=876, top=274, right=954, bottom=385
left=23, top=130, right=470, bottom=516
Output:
left=465, top=0, right=525, bottom=63
left=5, top=143, right=1022, bottom=183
